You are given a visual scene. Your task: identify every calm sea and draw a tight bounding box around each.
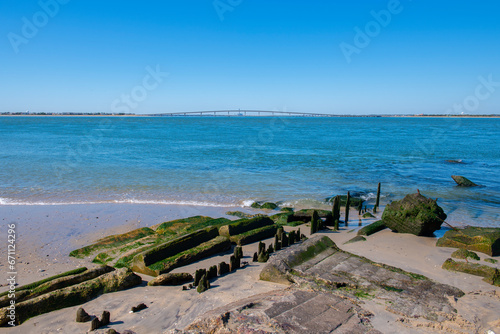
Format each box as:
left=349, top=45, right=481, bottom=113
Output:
left=0, top=116, right=498, bottom=227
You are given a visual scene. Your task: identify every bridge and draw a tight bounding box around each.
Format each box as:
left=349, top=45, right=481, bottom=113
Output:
left=147, top=110, right=335, bottom=117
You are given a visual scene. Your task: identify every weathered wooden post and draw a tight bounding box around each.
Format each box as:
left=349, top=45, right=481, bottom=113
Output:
left=345, top=191, right=351, bottom=226
left=332, top=195, right=340, bottom=231
left=376, top=182, right=381, bottom=208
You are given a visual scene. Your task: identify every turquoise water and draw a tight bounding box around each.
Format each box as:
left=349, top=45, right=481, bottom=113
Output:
left=0, top=116, right=498, bottom=227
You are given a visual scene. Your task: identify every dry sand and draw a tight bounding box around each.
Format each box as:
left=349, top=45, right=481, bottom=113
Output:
left=0, top=204, right=499, bottom=333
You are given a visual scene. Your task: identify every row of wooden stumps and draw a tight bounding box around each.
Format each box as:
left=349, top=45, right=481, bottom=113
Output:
left=253, top=227, right=304, bottom=263
left=192, top=246, right=244, bottom=293
left=331, top=183, right=381, bottom=231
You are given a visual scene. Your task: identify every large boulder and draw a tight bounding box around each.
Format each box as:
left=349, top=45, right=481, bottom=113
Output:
left=436, top=226, right=500, bottom=256
left=381, top=193, right=446, bottom=236
left=451, top=175, right=478, bottom=187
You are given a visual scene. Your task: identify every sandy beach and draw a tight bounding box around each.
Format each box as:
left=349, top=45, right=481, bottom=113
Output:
left=0, top=203, right=499, bottom=333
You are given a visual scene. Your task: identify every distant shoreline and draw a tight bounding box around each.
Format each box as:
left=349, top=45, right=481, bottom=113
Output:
left=1, top=113, right=499, bottom=118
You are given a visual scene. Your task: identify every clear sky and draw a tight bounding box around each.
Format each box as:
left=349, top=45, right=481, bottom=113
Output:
left=1, top=0, right=500, bottom=114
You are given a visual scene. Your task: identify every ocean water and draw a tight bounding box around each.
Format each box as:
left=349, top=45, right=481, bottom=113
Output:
left=0, top=116, right=498, bottom=227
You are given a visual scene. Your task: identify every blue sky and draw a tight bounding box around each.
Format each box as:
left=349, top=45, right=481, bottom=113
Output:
left=1, top=0, right=500, bottom=114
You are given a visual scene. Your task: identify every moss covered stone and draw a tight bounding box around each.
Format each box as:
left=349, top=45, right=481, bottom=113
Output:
left=229, top=225, right=277, bottom=246
left=251, top=201, right=278, bottom=210
left=451, top=249, right=480, bottom=261
left=436, top=226, right=500, bottom=256
left=451, top=175, right=478, bottom=187
left=442, top=258, right=499, bottom=286
left=382, top=193, right=446, bottom=236
left=147, top=236, right=231, bottom=276
left=0, top=268, right=141, bottom=326
left=130, top=227, right=219, bottom=275
left=147, top=273, right=193, bottom=286
left=357, top=220, right=387, bottom=237
left=69, top=227, right=156, bottom=258
left=484, top=258, right=498, bottom=264
left=344, top=236, right=367, bottom=245
left=154, top=216, right=230, bottom=236
left=362, top=212, right=375, bottom=218
left=219, top=216, right=274, bottom=237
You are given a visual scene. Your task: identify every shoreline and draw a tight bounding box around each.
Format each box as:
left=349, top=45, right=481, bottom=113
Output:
left=1, top=114, right=500, bottom=118
left=1, top=202, right=499, bottom=333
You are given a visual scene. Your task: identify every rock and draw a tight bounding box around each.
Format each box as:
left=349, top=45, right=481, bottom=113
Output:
left=90, top=317, right=100, bottom=331
left=343, top=236, right=366, bottom=245
left=436, top=226, right=500, bottom=256
left=230, top=225, right=277, bottom=246
left=106, top=329, right=118, bottom=334
left=442, top=258, right=500, bottom=287
left=0, top=268, right=141, bottom=326
left=251, top=201, right=278, bottom=210
left=75, top=307, right=91, bottom=322
left=357, top=220, right=387, bottom=236
left=445, top=159, right=464, bottom=164
left=219, top=217, right=274, bottom=237
left=451, top=175, right=478, bottom=187
left=260, top=235, right=337, bottom=284
left=484, top=258, right=498, bottom=264
left=147, top=273, right=193, bottom=286
left=131, top=303, right=147, bottom=313
left=382, top=192, right=446, bottom=236
left=101, top=311, right=110, bottom=326
left=181, top=288, right=380, bottom=333
left=252, top=252, right=258, bottom=262
left=362, top=212, right=375, bottom=218
left=451, top=249, right=480, bottom=261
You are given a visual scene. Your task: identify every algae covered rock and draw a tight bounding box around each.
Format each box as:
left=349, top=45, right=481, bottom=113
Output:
left=0, top=268, right=141, bottom=326
left=251, top=201, right=278, bottom=210
left=357, top=220, right=387, bottom=236
left=219, top=216, right=274, bottom=237
left=442, top=258, right=499, bottom=286
left=291, top=209, right=332, bottom=226
left=451, top=175, right=478, bottom=187
left=451, top=249, right=480, bottom=261
left=382, top=193, right=446, bottom=236
left=362, top=212, right=375, bottom=218
left=344, top=235, right=366, bottom=245
left=436, top=226, right=500, bottom=256
left=147, top=273, right=193, bottom=286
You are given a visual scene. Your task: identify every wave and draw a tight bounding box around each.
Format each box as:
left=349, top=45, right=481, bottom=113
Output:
left=0, top=197, right=242, bottom=208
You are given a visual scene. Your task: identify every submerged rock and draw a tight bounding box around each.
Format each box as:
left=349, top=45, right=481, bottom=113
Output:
left=381, top=192, right=446, bottom=236
left=451, top=175, right=478, bottom=187
left=251, top=201, right=278, bottom=210
left=436, top=226, right=500, bottom=256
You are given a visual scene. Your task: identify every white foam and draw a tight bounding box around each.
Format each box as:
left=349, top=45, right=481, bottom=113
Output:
left=241, top=199, right=255, bottom=207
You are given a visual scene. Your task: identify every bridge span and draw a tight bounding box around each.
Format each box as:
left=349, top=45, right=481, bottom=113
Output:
left=148, top=110, right=334, bottom=117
